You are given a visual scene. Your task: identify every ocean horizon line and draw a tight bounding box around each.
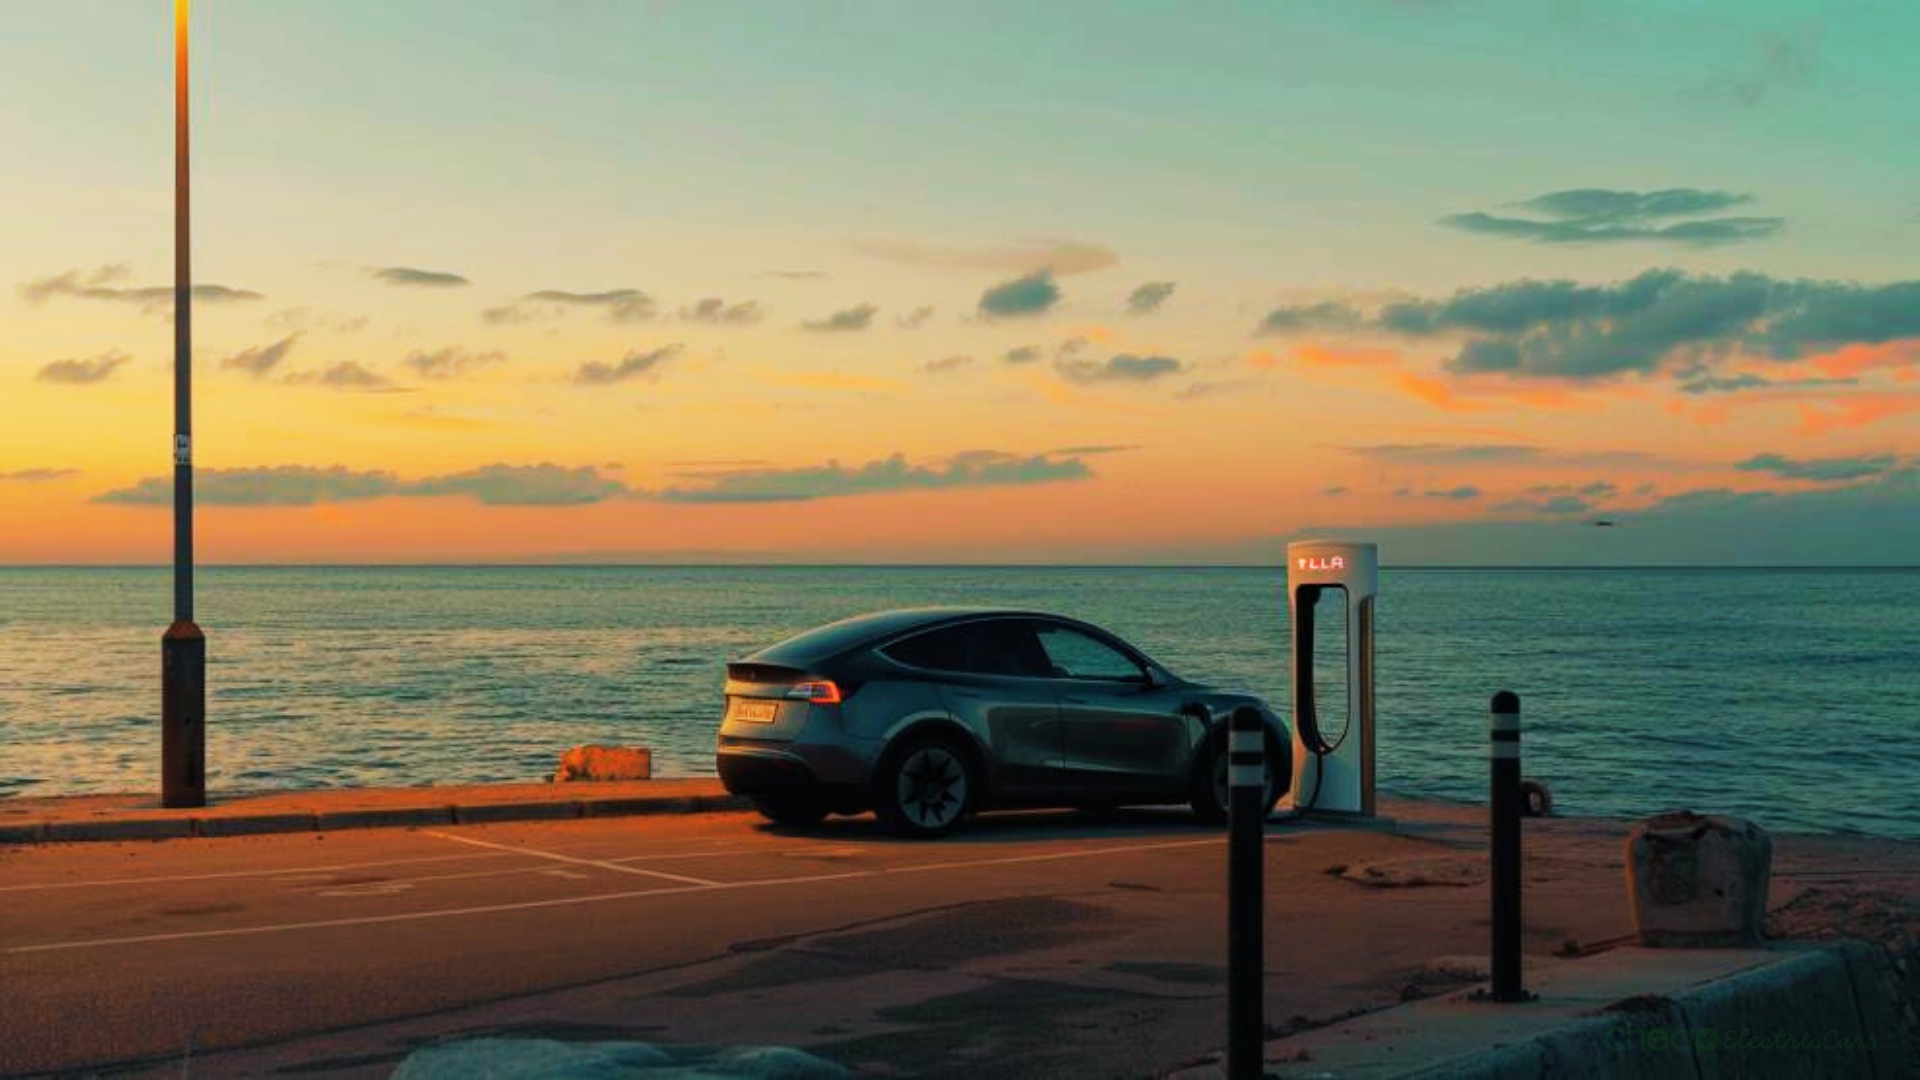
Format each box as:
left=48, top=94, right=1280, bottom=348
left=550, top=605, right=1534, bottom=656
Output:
left=5, top=562, right=1920, bottom=572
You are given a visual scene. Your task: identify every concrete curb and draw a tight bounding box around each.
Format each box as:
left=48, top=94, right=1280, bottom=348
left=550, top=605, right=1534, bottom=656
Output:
left=1, top=792, right=754, bottom=845
left=580, top=797, right=681, bottom=818
left=452, top=801, right=583, bottom=826
left=0, top=822, right=49, bottom=844
left=195, top=813, right=320, bottom=838
left=46, top=818, right=196, bottom=843
left=315, top=807, right=458, bottom=832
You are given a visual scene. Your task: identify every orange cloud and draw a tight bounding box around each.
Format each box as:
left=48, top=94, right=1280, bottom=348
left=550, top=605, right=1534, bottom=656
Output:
left=1392, top=371, right=1489, bottom=413
left=1689, top=402, right=1731, bottom=427
left=1807, top=338, right=1920, bottom=379
left=1661, top=394, right=1730, bottom=427
left=1505, top=386, right=1588, bottom=411
left=1794, top=394, right=1920, bottom=435
left=1276, top=339, right=1602, bottom=416
left=1293, top=344, right=1401, bottom=369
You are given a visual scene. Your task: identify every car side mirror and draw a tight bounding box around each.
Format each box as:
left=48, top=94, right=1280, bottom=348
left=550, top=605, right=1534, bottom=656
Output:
left=1143, top=667, right=1169, bottom=689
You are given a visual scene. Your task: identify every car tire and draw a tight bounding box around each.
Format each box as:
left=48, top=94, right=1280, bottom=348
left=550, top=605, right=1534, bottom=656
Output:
left=751, top=795, right=829, bottom=827
left=873, top=732, right=978, bottom=839
left=1190, top=729, right=1284, bottom=825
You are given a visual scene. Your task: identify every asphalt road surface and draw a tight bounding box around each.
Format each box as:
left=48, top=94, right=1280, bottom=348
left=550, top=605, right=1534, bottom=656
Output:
left=2, top=803, right=1643, bottom=1078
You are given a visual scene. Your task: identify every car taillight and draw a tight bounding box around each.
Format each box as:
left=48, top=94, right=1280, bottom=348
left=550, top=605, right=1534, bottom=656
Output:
left=786, top=680, right=843, bottom=705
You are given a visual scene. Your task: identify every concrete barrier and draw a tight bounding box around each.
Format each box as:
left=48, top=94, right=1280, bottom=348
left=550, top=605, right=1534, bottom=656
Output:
left=1830, top=939, right=1913, bottom=1078
left=1199, top=943, right=1916, bottom=1080
left=1673, top=945, right=1875, bottom=1078
left=1413, top=1005, right=1696, bottom=1080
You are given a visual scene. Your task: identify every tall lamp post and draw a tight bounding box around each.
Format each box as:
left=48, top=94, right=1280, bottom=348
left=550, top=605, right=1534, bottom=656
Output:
left=161, top=0, right=206, bottom=808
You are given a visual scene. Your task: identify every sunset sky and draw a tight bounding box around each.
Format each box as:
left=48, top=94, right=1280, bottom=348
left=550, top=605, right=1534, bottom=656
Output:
left=4, top=1, right=1917, bottom=564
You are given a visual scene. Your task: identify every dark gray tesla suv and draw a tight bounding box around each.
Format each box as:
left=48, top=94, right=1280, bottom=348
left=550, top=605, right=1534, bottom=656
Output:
left=715, top=607, right=1290, bottom=838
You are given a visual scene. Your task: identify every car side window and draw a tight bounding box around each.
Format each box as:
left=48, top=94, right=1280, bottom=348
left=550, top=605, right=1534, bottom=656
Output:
left=964, top=620, right=1050, bottom=677
left=882, top=620, right=1049, bottom=677
left=882, top=625, right=969, bottom=672
left=1033, top=625, right=1147, bottom=682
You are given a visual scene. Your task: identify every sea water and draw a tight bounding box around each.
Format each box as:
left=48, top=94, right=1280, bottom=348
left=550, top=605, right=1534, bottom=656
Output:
left=2, top=566, right=1916, bottom=838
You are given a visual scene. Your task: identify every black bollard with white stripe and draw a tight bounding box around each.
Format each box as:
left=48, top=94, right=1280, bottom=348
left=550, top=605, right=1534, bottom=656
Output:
left=1489, top=690, right=1525, bottom=1002
left=1227, top=705, right=1266, bottom=1078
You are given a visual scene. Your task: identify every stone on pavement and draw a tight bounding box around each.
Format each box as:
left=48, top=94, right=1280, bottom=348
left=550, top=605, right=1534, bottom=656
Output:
left=555, top=745, right=654, bottom=783
left=1627, top=810, right=1772, bottom=947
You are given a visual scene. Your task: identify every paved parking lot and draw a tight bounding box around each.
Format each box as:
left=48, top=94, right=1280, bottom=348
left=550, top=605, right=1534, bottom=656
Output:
left=2, top=803, right=1645, bottom=1078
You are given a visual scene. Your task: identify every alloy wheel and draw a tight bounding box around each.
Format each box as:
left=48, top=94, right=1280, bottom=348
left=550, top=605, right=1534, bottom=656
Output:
left=896, top=745, right=968, bottom=829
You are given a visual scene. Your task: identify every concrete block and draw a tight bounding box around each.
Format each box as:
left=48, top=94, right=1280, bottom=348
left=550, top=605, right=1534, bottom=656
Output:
left=45, top=817, right=195, bottom=842
left=1676, top=946, right=1873, bottom=1078
left=193, top=813, right=319, bottom=837
left=452, top=801, right=581, bottom=825
left=1627, top=811, right=1771, bottom=947
left=315, top=806, right=454, bottom=831
left=553, top=745, right=652, bottom=783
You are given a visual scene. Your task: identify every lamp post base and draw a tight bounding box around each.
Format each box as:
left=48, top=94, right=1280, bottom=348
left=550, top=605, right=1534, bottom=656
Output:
left=161, top=620, right=206, bottom=808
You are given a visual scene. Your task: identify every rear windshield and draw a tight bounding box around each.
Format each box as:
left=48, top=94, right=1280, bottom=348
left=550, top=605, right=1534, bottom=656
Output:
left=749, top=610, right=947, bottom=666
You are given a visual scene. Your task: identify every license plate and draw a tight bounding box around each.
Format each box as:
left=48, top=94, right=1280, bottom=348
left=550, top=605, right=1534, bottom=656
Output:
left=732, top=699, right=779, bottom=723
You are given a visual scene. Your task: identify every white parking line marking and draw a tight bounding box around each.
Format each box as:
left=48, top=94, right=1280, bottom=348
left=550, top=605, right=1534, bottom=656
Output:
left=302, top=862, right=582, bottom=891
left=422, top=831, right=721, bottom=887
left=5, top=886, right=714, bottom=953
left=319, top=882, right=416, bottom=899
left=0, top=851, right=518, bottom=893
left=729, top=836, right=1222, bottom=887
left=607, top=846, right=856, bottom=864
left=5, top=835, right=1225, bottom=954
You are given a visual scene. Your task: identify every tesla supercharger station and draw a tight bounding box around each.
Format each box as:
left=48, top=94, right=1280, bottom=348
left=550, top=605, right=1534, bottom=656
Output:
left=1283, top=540, right=1378, bottom=817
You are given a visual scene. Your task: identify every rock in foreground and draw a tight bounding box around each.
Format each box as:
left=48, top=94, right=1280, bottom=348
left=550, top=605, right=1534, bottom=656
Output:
left=554, top=745, right=653, bottom=783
